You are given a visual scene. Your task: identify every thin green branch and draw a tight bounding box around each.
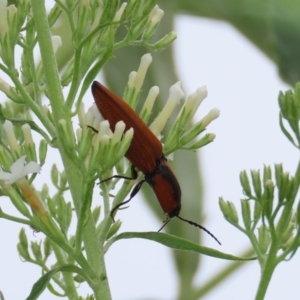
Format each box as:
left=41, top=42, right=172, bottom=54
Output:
left=26, top=45, right=42, bottom=105
left=0, top=210, right=31, bottom=225
left=51, top=242, right=78, bottom=299
left=195, top=247, right=255, bottom=299
left=30, top=1, right=65, bottom=123
left=65, top=49, right=83, bottom=110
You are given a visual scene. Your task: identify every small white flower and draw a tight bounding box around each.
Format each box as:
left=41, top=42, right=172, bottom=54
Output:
left=98, top=120, right=113, bottom=138
left=0, top=0, right=8, bottom=37
left=186, top=86, right=207, bottom=114
left=113, top=2, right=127, bottom=21
left=78, top=102, right=86, bottom=126
left=7, top=5, right=17, bottom=23
left=128, top=71, right=137, bottom=88
left=0, top=77, right=11, bottom=94
left=150, top=81, right=184, bottom=136
left=22, top=124, right=33, bottom=145
left=151, top=8, right=164, bottom=24
left=176, top=85, right=208, bottom=124
left=111, top=121, right=126, bottom=143
left=0, top=156, right=41, bottom=184
left=42, top=105, right=50, bottom=116
left=141, top=86, right=159, bottom=113
left=133, top=53, right=152, bottom=91
left=149, top=5, right=159, bottom=19
left=199, top=108, right=220, bottom=128
left=86, top=103, right=104, bottom=130
left=51, top=36, right=62, bottom=53
left=3, top=120, right=20, bottom=153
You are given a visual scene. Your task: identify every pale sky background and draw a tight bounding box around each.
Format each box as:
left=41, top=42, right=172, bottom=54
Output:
left=0, top=12, right=298, bottom=300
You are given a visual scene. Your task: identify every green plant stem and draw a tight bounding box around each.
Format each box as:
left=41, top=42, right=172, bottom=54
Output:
left=196, top=247, right=255, bottom=299
left=65, top=49, right=82, bottom=110
left=245, top=230, right=264, bottom=265
left=255, top=245, right=277, bottom=300
left=30, top=1, right=112, bottom=299
left=0, top=211, right=30, bottom=225
left=74, top=178, right=94, bottom=255
left=30, top=4, right=65, bottom=122
left=26, top=44, right=42, bottom=105
left=293, top=159, right=300, bottom=190
left=254, top=159, right=300, bottom=299
left=52, top=243, right=78, bottom=299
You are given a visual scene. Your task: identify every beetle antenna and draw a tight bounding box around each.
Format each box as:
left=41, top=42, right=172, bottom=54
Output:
left=176, top=216, right=221, bottom=245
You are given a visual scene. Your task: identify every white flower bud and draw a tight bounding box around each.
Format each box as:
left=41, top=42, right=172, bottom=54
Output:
left=199, top=108, right=220, bottom=128
left=3, top=120, right=20, bottom=153
left=22, top=124, right=34, bottom=145
left=114, top=2, right=127, bottom=21
left=133, top=53, right=152, bottom=91
left=51, top=36, right=62, bottom=53
left=150, top=82, right=184, bottom=136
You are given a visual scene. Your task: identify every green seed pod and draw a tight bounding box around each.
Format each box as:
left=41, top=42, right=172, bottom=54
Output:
left=263, top=165, right=272, bottom=183
left=240, top=170, right=252, bottom=197
left=253, top=200, right=262, bottom=223
left=153, top=31, right=177, bottom=50
left=43, top=237, right=52, bottom=259
left=39, top=139, right=47, bottom=166
left=228, top=201, right=239, bottom=225
left=19, top=228, right=28, bottom=249
left=106, top=220, right=122, bottom=240
left=241, top=200, right=251, bottom=230
left=263, top=180, right=275, bottom=217
left=258, top=224, right=270, bottom=255
left=92, top=206, right=101, bottom=224
left=31, top=241, right=42, bottom=262
left=51, top=164, right=59, bottom=188
left=219, top=197, right=229, bottom=219
left=17, top=242, right=31, bottom=261
left=251, top=170, right=262, bottom=197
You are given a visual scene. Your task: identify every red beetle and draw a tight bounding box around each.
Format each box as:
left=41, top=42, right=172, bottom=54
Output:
left=92, top=81, right=220, bottom=244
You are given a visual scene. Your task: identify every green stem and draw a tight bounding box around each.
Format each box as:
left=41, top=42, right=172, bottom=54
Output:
left=65, top=49, right=83, bottom=110
left=255, top=246, right=277, bottom=300
left=30, top=2, right=112, bottom=299
left=245, top=230, right=264, bottom=265
left=52, top=243, right=78, bottom=299
left=293, top=159, right=300, bottom=189
left=196, top=247, right=255, bottom=299
left=74, top=178, right=93, bottom=254
left=0, top=211, right=31, bottom=225
left=26, top=42, right=42, bottom=105
left=30, top=1, right=65, bottom=123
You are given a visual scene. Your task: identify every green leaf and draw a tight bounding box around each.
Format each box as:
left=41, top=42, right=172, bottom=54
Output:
left=109, top=231, right=256, bottom=261
left=26, top=265, right=89, bottom=300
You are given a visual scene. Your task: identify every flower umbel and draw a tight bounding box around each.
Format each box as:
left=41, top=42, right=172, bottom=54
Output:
left=82, top=103, right=134, bottom=174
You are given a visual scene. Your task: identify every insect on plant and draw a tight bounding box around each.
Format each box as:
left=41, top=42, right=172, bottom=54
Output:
left=91, top=81, right=220, bottom=245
